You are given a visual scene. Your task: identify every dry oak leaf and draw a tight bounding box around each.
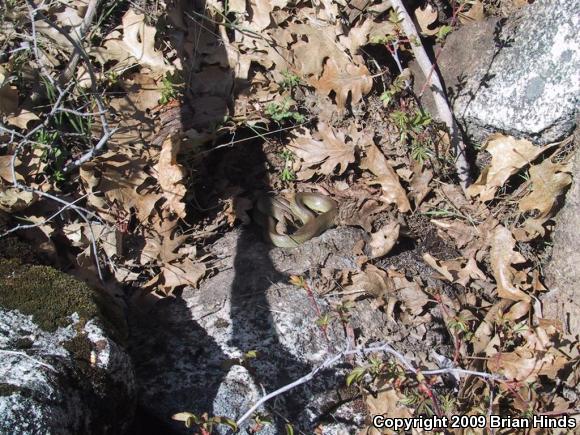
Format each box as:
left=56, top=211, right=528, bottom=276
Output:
left=93, top=9, right=174, bottom=73
left=368, top=221, right=400, bottom=259
left=414, top=4, right=439, bottom=36
left=287, top=22, right=349, bottom=77
left=487, top=347, right=568, bottom=382
left=409, top=166, right=433, bottom=208
left=0, top=186, right=36, bottom=212
left=340, top=17, right=396, bottom=53
left=388, top=269, right=431, bottom=322
left=467, top=134, right=550, bottom=201
left=517, top=158, right=572, bottom=232
left=361, top=144, right=411, bottom=212
left=6, top=110, right=40, bottom=130
left=490, top=225, right=530, bottom=302
left=288, top=123, right=355, bottom=178
left=0, top=155, right=23, bottom=182
left=160, top=258, right=206, bottom=294
left=153, top=136, right=187, bottom=219
left=245, top=0, right=289, bottom=31
left=431, top=219, right=476, bottom=249
left=345, top=264, right=393, bottom=300
left=80, top=152, right=162, bottom=223
left=310, top=58, right=372, bottom=109
left=140, top=217, right=187, bottom=265
left=364, top=382, right=412, bottom=435
left=423, top=254, right=486, bottom=287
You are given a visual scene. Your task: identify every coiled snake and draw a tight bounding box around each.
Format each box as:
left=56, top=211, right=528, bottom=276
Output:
left=254, top=192, right=338, bottom=248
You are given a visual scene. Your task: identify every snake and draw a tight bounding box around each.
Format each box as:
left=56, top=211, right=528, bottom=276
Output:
left=254, top=192, right=338, bottom=248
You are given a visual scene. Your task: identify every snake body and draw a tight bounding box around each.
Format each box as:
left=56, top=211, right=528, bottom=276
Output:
left=254, top=192, right=338, bottom=248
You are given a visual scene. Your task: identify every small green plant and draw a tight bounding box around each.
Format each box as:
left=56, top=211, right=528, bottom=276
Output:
left=159, top=71, right=183, bottom=104
left=389, top=109, right=434, bottom=164
left=380, top=75, right=407, bottom=107
left=280, top=70, right=301, bottom=89
left=435, top=25, right=453, bottom=43
left=279, top=149, right=296, bottom=182
left=172, top=412, right=237, bottom=435
left=34, top=129, right=68, bottom=182
left=250, top=413, right=273, bottom=433
left=265, top=97, right=304, bottom=123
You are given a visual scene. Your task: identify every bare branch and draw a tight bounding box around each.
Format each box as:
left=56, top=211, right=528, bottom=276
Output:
left=235, top=342, right=502, bottom=427
left=390, top=0, right=472, bottom=190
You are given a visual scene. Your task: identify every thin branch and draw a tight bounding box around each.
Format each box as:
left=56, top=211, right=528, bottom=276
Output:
left=390, top=0, right=471, bottom=190
left=59, top=0, right=102, bottom=86
left=235, top=342, right=502, bottom=427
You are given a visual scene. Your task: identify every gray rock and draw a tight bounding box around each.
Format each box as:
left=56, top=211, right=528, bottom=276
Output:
left=129, top=227, right=370, bottom=434
left=0, top=248, right=135, bottom=435
left=419, top=0, right=579, bottom=144
left=543, top=123, right=580, bottom=334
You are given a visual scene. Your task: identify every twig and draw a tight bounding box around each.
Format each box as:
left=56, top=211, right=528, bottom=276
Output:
left=0, top=193, right=90, bottom=238
left=59, top=0, right=102, bottom=86
left=390, top=0, right=471, bottom=190
left=235, top=342, right=502, bottom=427
left=26, top=0, right=114, bottom=172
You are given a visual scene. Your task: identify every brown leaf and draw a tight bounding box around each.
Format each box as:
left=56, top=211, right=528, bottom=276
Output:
left=310, top=58, right=372, bottom=109
left=487, top=347, right=568, bottom=382
left=160, top=258, right=206, bottom=293
left=0, top=155, right=23, bottom=182
left=153, top=136, right=187, bottom=219
left=365, top=382, right=412, bottom=426
left=289, top=123, right=355, bottom=178
left=414, top=4, right=439, bottom=36
left=340, top=18, right=396, bottom=53
left=409, top=166, right=433, bottom=208
left=118, top=73, right=164, bottom=112
left=458, top=0, right=485, bottom=23
left=6, top=109, right=40, bottom=129
left=423, top=254, right=486, bottom=286
left=490, top=225, right=530, bottom=302
left=361, top=144, right=411, bottom=212
left=92, top=9, right=174, bottom=73
left=431, top=219, right=476, bottom=249
left=467, top=134, right=551, bottom=201
left=389, top=269, right=430, bottom=321
left=345, top=264, right=393, bottom=300
left=368, top=222, right=400, bottom=259
left=0, top=187, right=36, bottom=212
left=514, top=157, right=573, bottom=240
left=81, top=151, right=162, bottom=223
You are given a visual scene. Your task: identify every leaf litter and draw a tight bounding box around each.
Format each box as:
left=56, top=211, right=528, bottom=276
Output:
left=0, top=0, right=578, bottom=430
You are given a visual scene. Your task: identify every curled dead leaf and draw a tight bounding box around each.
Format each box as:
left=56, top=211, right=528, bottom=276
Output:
left=490, top=225, right=530, bottom=302
left=153, top=136, right=187, bottom=219
left=467, top=134, right=551, bottom=202
left=361, top=144, right=411, bottom=212
left=514, top=157, right=572, bottom=240
left=92, top=9, right=174, bottom=74
left=368, top=222, right=400, bottom=259
left=487, top=347, right=568, bottom=382
left=414, top=4, right=439, bottom=36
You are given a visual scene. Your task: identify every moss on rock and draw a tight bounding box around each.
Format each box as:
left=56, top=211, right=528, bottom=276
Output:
left=0, top=237, right=126, bottom=342
left=0, top=258, right=100, bottom=332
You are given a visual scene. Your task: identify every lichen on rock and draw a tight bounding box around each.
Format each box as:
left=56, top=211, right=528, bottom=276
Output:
left=0, top=237, right=136, bottom=434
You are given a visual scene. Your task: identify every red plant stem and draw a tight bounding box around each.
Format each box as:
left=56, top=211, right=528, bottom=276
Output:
left=302, top=282, right=330, bottom=343
left=418, top=1, right=467, bottom=98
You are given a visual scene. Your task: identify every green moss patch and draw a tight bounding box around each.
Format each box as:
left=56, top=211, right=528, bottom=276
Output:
left=0, top=258, right=100, bottom=332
